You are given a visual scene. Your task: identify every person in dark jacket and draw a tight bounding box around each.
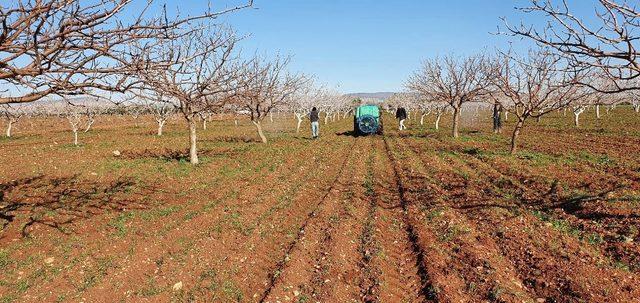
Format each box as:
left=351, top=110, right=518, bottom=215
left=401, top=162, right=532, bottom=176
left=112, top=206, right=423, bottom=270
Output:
left=395, top=107, right=408, bottom=130
left=309, top=107, right=320, bottom=138
left=492, top=103, right=503, bottom=134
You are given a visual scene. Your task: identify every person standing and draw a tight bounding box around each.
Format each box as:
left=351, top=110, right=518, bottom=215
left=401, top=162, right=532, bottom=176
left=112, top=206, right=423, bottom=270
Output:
left=492, top=103, right=503, bottom=134
left=395, top=107, right=407, bottom=130
left=309, top=107, right=320, bottom=139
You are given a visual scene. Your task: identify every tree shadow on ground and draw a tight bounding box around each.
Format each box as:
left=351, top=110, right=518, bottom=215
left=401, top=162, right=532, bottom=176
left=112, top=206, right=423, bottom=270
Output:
left=121, top=147, right=244, bottom=162
left=0, top=175, right=155, bottom=240
left=335, top=130, right=359, bottom=137
left=201, top=136, right=260, bottom=143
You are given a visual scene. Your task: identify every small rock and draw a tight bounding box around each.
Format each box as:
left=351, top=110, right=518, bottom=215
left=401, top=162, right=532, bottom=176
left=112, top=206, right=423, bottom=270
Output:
left=536, top=298, right=546, bottom=303
left=113, top=150, right=121, bottom=157
left=293, top=290, right=300, bottom=297
left=44, top=257, right=54, bottom=265
left=173, top=281, right=183, bottom=291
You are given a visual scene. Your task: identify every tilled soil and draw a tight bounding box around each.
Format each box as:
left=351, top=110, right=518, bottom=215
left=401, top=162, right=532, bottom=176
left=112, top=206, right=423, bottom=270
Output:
left=1, top=111, right=639, bottom=302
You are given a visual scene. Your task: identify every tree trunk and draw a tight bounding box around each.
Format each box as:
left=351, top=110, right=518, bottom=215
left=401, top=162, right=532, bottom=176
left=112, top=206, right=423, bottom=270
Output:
left=6, top=121, right=12, bottom=137
left=189, top=119, right=199, bottom=165
left=420, top=114, right=426, bottom=125
left=596, top=104, right=601, bottom=119
left=84, top=119, right=94, bottom=133
left=492, top=105, right=502, bottom=134
left=510, top=120, right=525, bottom=155
left=435, top=112, right=443, bottom=130
left=452, top=106, right=461, bottom=138
left=504, top=111, right=509, bottom=121
left=324, top=113, right=329, bottom=125
left=157, top=120, right=165, bottom=136
left=203, top=119, right=207, bottom=130
left=296, top=116, right=303, bottom=133
left=574, top=112, right=581, bottom=127
left=252, top=120, right=267, bottom=143
left=234, top=118, right=238, bottom=126
left=73, top=130, right=78, bottom=146
left=269, top=112, right=273, bottom=123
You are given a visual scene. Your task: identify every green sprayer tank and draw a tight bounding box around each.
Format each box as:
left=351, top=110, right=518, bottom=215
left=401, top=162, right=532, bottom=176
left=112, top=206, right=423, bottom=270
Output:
left=353, top=105, right=383, bottom=135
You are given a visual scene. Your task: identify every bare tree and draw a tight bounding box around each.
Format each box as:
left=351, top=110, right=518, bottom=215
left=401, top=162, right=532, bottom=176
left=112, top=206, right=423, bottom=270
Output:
left=490, top=50, right=590, bottom=154
left=1, top=105, right=24, bottom=137
left=504, top=0, right=640, bottom=93
left=198, top=111, right=214, bottom=130
left=0, top=0, right=254, bottom=105
left=406, top=54, right=493, bottom=138
left=134, top=27, right=241, bottom=164
left=83, top=108, right=98, bottom=133
left=135, top=90, right=177, bottom=136
left=290, top=83, right=322, bottom=133
left=236, top=55, right=308, bottom=143
left=60, top=104, right=93, bottom=146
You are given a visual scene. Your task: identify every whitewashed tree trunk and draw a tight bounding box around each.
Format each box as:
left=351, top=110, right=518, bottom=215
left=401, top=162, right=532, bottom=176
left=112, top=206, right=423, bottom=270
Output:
left=435, top=112, right=443, bottom=130
left=5, top=121, right=12, bottom=137
left=269, top=112, right=273, bottom=123
left=574, top=107, right=586, bottom=127
left=504, top=111, right=509, bottom=121
left=595, top=104, right=601, bottom=119
left=84, top=118, right=95, bottom=132
left=324, top=112, right=330, bottom=125
left=203, top=119, right=207, bottom=130
left=252, top=120, right=267, bottom=143
left=73, top=129, right=78, bottom=146
left=157, top=120, right=166, bottom=136
left=295, top=114, right=304, bottom=133
left=189, top=119, right=199, bottom=164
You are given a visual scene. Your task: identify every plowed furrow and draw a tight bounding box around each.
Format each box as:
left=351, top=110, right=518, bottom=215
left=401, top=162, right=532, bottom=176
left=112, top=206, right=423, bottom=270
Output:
left=390, top=136, right=535, bottom=302
left=399, top=136, right=640, bottom=302
left=370, top=138, right=429, bottom=303
left=259, top=138, right=361, bottom=303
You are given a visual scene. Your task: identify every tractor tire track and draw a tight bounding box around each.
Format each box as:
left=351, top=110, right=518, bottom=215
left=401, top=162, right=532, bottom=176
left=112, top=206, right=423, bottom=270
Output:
left=258, top=137, right=359, bottom=302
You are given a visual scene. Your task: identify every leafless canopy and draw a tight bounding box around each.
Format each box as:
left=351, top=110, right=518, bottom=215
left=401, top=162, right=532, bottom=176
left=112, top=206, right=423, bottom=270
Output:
left=504, top=0, right=640, bottom=93
left=237, top=55, right=309, bottom=122
left=134, top=26, right=242, bottom=121
left=0, top=0, right=253, bottom=104
left=406, top=54, right=493, bottom=137
left=490, top=49, right=590, bottom=153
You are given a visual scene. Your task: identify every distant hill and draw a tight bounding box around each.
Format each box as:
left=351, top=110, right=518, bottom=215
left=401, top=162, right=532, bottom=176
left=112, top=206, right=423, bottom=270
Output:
left=345, top=92, right=395, bottom=100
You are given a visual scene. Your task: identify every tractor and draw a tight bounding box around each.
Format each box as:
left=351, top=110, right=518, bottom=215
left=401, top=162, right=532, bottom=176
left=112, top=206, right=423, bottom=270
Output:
left=353, top=105, right=383, bottom=135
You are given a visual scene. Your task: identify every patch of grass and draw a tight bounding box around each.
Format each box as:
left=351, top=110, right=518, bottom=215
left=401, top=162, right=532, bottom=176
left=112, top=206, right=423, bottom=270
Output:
left=0, top=249, right=10, bottom=269
left=516, top=151, right=557, bottom=166
left=138, top=277, right=163, bottom=297
left=108, top=212, right=135, bottom=237
left=17, top=279, right=30, bottom=292
left=488, top=285, right=504, bottom=301
left=586, top=233, right=604, bottom=246
left=139, top=205, right=182, bottom=221
left=438, top=224, right=471, bottom=242
left=613, top=260, right=631, bottom=272
left=0, top=294, right=17, bottom=303
left=577, top=151, right=616, bottom=166
left=425, top=209, right=444, bottom=222
left=221, top=280, right=243, bottom=302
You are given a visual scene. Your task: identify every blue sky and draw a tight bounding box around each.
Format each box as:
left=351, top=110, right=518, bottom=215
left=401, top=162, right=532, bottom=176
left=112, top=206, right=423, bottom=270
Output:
left=157, top=1, right=599, bottom=93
